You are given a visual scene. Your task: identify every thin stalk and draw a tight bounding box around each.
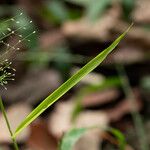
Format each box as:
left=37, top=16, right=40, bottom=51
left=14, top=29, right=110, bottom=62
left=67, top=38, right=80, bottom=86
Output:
left=116, top=64, right=149, bottom=150
left=0, top=97, right=19, bottom=150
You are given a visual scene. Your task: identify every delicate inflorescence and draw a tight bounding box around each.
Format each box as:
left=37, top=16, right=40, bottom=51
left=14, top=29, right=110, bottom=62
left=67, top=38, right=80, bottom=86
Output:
left=0, top=12, right=36, bottom=89
left=0, top=59, right=16, bottom=90
left=0, top=12, right=36, bottom=53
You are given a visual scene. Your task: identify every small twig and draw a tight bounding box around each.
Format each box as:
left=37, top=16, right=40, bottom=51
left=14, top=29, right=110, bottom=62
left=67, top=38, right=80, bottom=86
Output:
left=0, top=96, right=19, bottom=150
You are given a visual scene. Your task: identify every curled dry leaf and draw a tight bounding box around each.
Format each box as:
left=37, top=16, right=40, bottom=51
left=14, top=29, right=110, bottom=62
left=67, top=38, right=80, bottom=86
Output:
left=0, top=103, right=32, bottom=143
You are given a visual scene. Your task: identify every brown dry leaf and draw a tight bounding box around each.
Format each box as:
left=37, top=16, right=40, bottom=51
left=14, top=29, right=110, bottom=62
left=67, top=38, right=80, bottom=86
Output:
left=132, top=0, right=150, bottom=23
left=27, top=119, right=57, bottom=150
left=62, top=4, right=121, bottom=41
left=82, top=88, right=119, bottom=107
left=105, top=44, right=145, bottom=64
left=106, top=97, right=142, bottom=122
left=0, top=103, right=31, bottom=143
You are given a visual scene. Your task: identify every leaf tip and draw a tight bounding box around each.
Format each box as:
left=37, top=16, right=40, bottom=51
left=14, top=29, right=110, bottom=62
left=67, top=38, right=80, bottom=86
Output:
left=126, top=22, right=134, bottom=33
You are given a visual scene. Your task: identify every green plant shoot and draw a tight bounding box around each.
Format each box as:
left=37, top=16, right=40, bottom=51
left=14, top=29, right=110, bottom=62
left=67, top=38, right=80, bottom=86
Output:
left=13, top=24, right=133, bottom=138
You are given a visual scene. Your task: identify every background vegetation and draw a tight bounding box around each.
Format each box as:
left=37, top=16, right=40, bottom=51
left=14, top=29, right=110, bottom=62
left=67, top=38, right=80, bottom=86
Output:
left=0, top=0, right=150, bottom=150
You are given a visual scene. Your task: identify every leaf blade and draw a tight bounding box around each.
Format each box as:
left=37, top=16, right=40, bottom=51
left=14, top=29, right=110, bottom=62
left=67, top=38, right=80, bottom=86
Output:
left=14, top=24, right=132, bottom=138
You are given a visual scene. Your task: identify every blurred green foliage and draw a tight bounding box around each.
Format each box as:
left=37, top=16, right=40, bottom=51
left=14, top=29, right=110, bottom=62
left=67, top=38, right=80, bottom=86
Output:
left=60, top=127, right=126, bottom=150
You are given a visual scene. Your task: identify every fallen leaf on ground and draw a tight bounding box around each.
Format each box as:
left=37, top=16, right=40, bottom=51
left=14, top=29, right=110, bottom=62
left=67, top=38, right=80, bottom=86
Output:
left=27, top=119, right=57, bottom=150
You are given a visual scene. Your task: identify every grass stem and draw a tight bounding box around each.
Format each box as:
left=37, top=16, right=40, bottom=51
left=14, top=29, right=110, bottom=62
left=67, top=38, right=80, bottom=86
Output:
left=0, top=96, right=19, bottom=150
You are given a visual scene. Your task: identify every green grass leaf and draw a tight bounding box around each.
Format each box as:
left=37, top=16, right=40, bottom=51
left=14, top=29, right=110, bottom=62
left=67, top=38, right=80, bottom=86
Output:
left=13, top=24, right=132, bottom=138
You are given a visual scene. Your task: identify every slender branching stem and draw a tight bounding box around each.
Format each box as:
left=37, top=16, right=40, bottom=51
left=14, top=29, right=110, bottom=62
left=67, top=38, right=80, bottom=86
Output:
left=0, top=96, right=19, bottom=150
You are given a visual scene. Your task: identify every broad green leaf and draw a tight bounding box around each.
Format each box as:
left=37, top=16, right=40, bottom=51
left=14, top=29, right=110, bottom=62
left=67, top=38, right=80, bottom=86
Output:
left=59, top=128, right=88, bottom=150
left=59, top=127, right=126, bottom=150
left=14, top=24, right=132, bottom=138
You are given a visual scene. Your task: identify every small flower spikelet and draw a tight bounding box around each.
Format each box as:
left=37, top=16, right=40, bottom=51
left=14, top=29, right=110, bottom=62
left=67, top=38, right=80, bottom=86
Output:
left=0, top=59, right=15, bottom=90
left=0, top=12, right=36, bottom=89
